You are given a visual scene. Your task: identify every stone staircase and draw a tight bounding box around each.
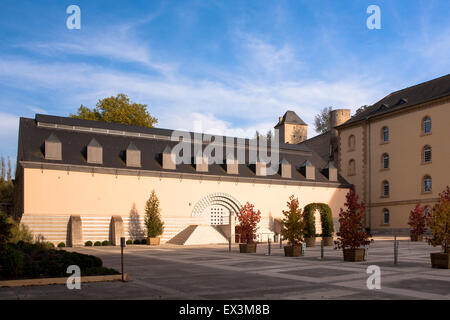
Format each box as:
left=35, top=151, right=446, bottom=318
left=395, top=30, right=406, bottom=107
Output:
left=166, top=225, right=229, bottom=245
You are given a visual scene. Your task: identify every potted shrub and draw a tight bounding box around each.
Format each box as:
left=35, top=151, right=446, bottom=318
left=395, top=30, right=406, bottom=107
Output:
left=281, top=195, right=306, bottom=257
left=302, top=204, right=316, bottom=247
left=237, top=202, right=261, bottom=253
left=426, top=186, right=450, bottom=269
left=318, top=203, right=334, bottom=246
left=408, top=204, right=426, bottom=241
left=144, top=190, right=164, bottom=245
left=334, top=189, right=372, bottom=262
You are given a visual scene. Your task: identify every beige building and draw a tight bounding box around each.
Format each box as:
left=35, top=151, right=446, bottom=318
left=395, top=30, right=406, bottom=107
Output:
left=15, top=112, right=350, bottom=246
left=333, top=74, right=450, bottom=233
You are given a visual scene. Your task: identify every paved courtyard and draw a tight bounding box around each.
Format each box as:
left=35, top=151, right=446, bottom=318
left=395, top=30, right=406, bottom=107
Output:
left=0, top=237, right=449, bottom=300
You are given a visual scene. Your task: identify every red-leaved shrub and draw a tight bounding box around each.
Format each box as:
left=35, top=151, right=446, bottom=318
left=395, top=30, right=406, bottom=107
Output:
left=237, top=202, right=261, bottom=244
left=408, top=203, right=426, bottom=236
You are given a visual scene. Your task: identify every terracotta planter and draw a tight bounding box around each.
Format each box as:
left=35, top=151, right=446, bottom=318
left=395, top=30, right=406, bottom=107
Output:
left=410, top=234, right=423, bottom=242
left=239, top=243, right=257, bottom=253
left=146, top=237, right=160, bottom=245
left=284, top=245, right=303, bottom=257
left=322, top=236, right=334, bottom=246
left=305, top=237, right=316, bottom=247
left=343, top=248, right=365, bottom=262
left=430, top=253, right=450, bottom=269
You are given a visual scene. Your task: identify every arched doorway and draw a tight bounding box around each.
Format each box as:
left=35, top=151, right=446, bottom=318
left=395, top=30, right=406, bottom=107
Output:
left=191, top=192, right=241, bottom=225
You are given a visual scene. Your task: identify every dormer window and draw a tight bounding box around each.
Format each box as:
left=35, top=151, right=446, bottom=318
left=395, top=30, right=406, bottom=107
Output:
left=44, top=133, right=62, bottom=160
left=300, top=160, right=315, bottom=180
left=280, top=159, right=291, bottom=179
left=126, top=142, right=141, bottom=167
left=87, top=138, right=103, bottom=164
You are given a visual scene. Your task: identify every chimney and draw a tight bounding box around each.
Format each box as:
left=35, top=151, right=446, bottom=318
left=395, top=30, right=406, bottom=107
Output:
left=126, top=142, right=141, bottom=167
left=323, top=161, right=337, bottom=182
left=300, top=160, right=315, bottom=180
left=280, top=159, right=291, bottom=178
left=87, top=138, right=103, bottom=164
left=162, top=145, right=176, bottom=170
left=226, top=153, right=238, bottom=175
left=45, top=133, right=62, bottom=160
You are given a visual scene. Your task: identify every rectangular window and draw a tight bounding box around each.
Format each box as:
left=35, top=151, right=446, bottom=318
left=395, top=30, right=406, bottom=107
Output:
left=424, top=149, right=431, bottom=163
left=383, top=210, right=390, bottom=224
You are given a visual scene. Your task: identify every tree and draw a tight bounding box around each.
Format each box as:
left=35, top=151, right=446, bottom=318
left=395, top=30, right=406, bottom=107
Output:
left=144, top=190, right=164, bottom=238
left=355, top=105, right=369, bottom=115
left=281, top=195, right=306, bottom=246
left=0, top=210, right=13, bottom=252
left=314, top=106, right=332, bottom=134
left=408, top=204, right=426, bottom=236
left=6, top=157, right=11, bottom=181
left=335, top=189, right=372, bottom=250
left=426, top=186, right=450, bottom=254
left=1, top=156, right=5, bottom=181
left=70, top=93, right=158, bottom=127
left=237, top=202, right=261, bottom=244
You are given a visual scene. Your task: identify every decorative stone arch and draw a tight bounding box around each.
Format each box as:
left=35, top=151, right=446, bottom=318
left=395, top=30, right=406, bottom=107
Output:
left=191, top=192, right=241, bottom=218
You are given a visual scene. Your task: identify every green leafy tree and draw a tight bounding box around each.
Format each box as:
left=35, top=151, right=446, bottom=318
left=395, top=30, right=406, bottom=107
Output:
left=70, top=93, right=158, bottom=127
left=426, top=186, right=450, bottom=254
left=0, top=210, right=13, bottom=252
left=314, top=106, right=332, bottom=134
left=281, top=195, right=306, bottom=246
left=144, top=190, right=164, bottom=238
left=1, top=156, right=5, bottom=181
left=6, top=157, right=12, bottom=181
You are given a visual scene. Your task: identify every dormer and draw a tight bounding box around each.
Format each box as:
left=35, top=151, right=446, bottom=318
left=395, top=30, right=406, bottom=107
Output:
left=280, top=159, right=291, bottom=178
left=45, top=133, right=62, bottom=160
left=300, top=160, right=315, bottom=180
left=162, top=145, right=176, bottom=170
left=87, top=138, right=103, bottom=164
left=255, top=161, right=266, bottom=176
left=226, top=153, right=238, bottom=175
left=195, top=152, right=208, bottom=173
left=126, top=142, right=141, bottom=167
left=323, top=161, right=337, bottom=182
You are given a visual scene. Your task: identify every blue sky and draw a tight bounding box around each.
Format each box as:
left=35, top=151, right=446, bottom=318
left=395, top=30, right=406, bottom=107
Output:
left=1, top=0, right=449, bottom=168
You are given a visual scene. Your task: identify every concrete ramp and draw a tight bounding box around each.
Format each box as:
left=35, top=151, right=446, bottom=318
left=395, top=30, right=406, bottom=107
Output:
left=167, top=225, right=228, bottom=245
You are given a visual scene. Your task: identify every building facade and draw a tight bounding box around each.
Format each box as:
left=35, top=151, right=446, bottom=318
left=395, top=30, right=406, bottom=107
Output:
left=335, top=74, right=450, bottom=233
left=15, top=113, right=350, bottom=246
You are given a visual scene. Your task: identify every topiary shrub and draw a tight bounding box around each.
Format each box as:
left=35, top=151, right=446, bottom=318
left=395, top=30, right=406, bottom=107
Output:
left=57, top=242, right=65, bottom=248
left=302, top=204, right=316, bottom=238
left=94, top=241, right=102, bottom=246
left=133, top=239, right=141, bottom=245
left=85, top=241, right=93, bottom=247
left=140, top=239, right=146, bottom=244
left=126, top=239, right=132, bottom=245
left=101, top=240, right=109, bottom=246
left=144, top=190, right=164, bottom=238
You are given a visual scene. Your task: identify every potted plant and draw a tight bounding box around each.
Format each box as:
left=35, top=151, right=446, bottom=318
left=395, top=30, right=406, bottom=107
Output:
left=302, top=203, right=316, bottom=247
left=144, top=190, right=164, bottom=245
left=334, top=189, right=372, bottom=262
left=237, top=202, right=261, bottom=253
left=282, top=195, right=306, bottom=257
left=318, top=203, right=334, bottom=246
left=408, top=204, right=426, bottom=241
left=426, top=186, right=450, bottom=269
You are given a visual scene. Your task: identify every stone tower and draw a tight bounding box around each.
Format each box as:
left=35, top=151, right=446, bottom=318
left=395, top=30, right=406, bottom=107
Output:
left=274, top=110, right=308, bottom=144
left=329, top=109, right=351, bottom=161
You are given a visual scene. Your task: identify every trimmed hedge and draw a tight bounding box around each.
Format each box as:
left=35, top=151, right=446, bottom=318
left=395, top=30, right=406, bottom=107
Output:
left=94, top=241, right=102, bottom=246
left=101, top=240, right=109, bottom=246
left=126, top=239, right=132, bottom=245
left=133, top=239, right=141, bottom=245
left=303, top=203, right=334, bottom=237
left=85, top=241, right=93, bottom=247
left=141, top=239, right=147, bottom=245
left=57, top=242, right=65, bottom=248
left=0, top=242, right=119, bottom=280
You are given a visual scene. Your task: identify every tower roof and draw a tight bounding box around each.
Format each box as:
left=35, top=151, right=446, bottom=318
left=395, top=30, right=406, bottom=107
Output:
left=275, top=110, right=307, bottom=127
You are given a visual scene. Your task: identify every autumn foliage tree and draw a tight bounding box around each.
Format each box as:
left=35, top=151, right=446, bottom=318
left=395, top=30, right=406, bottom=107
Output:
left=335, top=189, right=372, bottom=250
left=70, top=93, right=158, bottom=127
left=281, top=195, right=306, bottom=246
left=408, top=204, right=426, bottom=236
left=426, top=186, right=450, bottom=254
left=237, top=202, right=261, bottom=244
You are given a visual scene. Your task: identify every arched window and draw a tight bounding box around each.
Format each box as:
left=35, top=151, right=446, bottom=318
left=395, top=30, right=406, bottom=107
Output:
left=382, top=153, right=389, bottom=169
left=423, top=175, right=432, bottom=193
left=382, top=126, right=389, bottom=142
left=348, top=135, right=356, bottom=151
left=348, top=159, right=356, bottom=176
left=423, top=116, right=431, bottom=134
left=382, top=180, right=390, bottom=197
left=383, top=208, right=390, bottom=224
left=423, top=145, right=432, bottom=163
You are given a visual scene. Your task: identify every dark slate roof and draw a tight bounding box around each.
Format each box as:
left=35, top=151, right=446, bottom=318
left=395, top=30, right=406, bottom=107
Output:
left=298, top=131, right=331, bottom=162
left=339, top=74, right=450, bottom=128
left=18, top=115, right=350, bottom=185
left=275, top=110, right=307, bottom=127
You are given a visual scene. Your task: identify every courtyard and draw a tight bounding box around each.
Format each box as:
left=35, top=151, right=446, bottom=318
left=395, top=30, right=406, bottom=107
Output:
left=0, top=237, right=449, bottom=300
